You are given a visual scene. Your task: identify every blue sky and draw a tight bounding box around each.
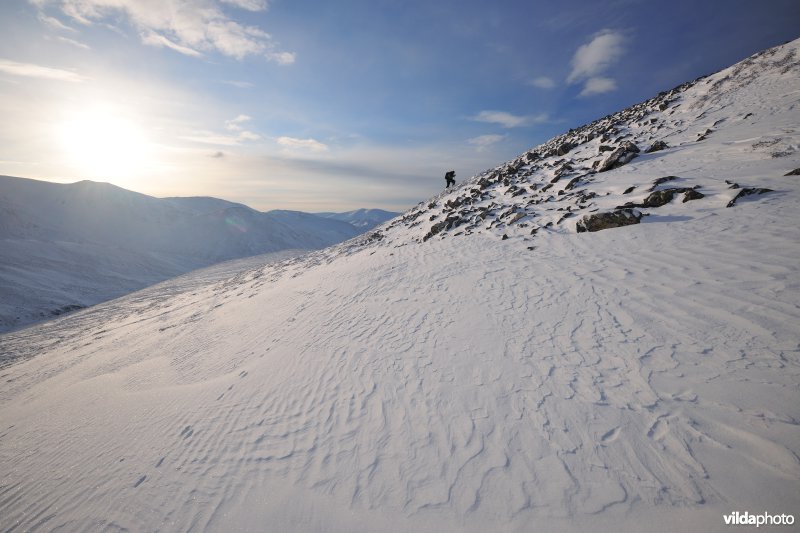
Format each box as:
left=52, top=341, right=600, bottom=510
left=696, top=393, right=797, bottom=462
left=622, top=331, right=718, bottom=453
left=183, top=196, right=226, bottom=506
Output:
left=0, top=0, right=798, bottom=211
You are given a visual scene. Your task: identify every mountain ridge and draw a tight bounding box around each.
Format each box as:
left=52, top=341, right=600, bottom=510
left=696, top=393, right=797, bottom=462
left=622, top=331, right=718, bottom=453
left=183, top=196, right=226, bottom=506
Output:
left=0, top=175, right=388, bottom=332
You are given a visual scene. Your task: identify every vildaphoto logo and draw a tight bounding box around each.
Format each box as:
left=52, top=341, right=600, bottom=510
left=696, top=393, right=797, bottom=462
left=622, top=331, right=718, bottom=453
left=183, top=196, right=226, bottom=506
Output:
left=723, top=511, right=795, bottom=527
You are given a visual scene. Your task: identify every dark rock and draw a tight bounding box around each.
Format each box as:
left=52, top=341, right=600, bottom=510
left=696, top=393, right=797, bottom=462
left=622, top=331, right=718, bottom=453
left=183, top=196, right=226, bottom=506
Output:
left=501, top=234, right=509, bottom=240
left=619, top=187, right=694, bottom=209
left=650, top=176, right=680, bottom=190
left=645, top=140, right=669, bottom=153
left=556, top=142, right=574, bottom=156
left=598, top=144, right=615, bottom=153
left=641, top=189, right=678, bottom=207
left=423, top=221, right=447, bottom=241
left=726, top=187, right=773, bottom=208
left=564, top=176, right=582, bottom=191
left=784, top=168, right=800, bottom=176
left=683, top=189, right=705, bottom=202
left=576, top=209, right=642, bottom=233
left=597, top=141, right=640, bottom=172
left=623, top=186, right=636, bottom=194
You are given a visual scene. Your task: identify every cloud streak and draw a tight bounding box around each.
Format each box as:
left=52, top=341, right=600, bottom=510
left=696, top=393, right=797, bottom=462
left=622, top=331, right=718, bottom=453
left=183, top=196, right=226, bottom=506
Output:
left=0, top=58, right=87, bottom=82
left=277, top=137, right=329, bottom=153
left=31, top=0, right=294, bottom=63
left=471, top=110, right=548, bottom=128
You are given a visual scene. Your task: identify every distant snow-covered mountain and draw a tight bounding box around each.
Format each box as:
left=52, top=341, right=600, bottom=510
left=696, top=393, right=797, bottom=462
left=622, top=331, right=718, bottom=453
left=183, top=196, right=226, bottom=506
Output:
left=316, top=208, right=400, bottom=230
left=0, top=39, right=798, bottom=533
left=0, top=177, right=386, bottom=331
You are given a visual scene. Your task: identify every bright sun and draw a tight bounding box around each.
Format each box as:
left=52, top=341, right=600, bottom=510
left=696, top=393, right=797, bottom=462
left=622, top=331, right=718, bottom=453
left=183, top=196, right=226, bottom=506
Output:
left=57, top=106, right=154, bottom=182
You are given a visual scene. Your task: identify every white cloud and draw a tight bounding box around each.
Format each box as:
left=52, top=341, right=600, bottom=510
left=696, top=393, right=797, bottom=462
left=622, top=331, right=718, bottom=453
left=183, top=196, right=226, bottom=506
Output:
left=467, top=134, right=506, bottom=151
left=221, top=0, right=269, bottom=10
left=0, top=58, right=87, bottom=82
left=182, top=116, right=261, bottom=145
left=567, top=30, right=625, bottom=84
left=31, top=0, right=293, bottom=63
left=141, top=31, right=202, bottom=57
left=579, top=76, right=617, bottom=97
left=566, top=30, right=626, bottom=98
left=55, top=36, right=91, bottom=49
left=277, top=137, right=329, bottom=153
left=530, top=76, right=556, bottom=89
left=38, top=13, right=76, bottom=32
left=471, top=110, right=548, bottom=128
left=225, top=114, right=252, bottom=131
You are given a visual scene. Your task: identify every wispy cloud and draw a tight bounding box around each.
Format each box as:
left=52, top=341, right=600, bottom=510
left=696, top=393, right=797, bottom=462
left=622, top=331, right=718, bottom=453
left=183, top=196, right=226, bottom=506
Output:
left=141, top=31, right=203, bottom=58
left=225, top=114, right=252, bottom=131
left=468, top=134, right=506, bottom=152
left=222, top=80, right=255, bottom=89
left=221, top=0, right=269, bottom=11
left=54, top=35, right=91, bottom=49
left=471, top=110, right=548, bottom=128
left=37, top=13, right=76, bottom=32
left=567, top=30, right=625, bottom=97
left=579, top=76, right=617, bottom=97
left=530, top=76, right=556, bottom=89
left=0, top=58, right=87, bottom=82
left=277, top=137, right=329, bottom=153
left=31, top=0, right=294, bottom=63
left=182, top=115, right=261, bottom=146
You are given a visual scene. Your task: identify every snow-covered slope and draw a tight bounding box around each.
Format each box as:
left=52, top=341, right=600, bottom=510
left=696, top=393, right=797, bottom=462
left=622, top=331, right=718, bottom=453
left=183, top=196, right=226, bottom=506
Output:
left=317, top=208, right=401, bottom=230
left=0, top=40, right=799, bottom=532
left=0, top=178, right=362, bottom=332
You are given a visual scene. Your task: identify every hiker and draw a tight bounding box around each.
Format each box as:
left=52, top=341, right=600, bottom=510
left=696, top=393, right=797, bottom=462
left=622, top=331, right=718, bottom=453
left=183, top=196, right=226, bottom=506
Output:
left=444, top=170, right=456, bottom=188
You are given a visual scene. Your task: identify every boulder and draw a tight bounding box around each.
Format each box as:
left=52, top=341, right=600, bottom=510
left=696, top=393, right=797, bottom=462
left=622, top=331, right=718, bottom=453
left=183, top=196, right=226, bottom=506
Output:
left=556, top=142, right=574, bottom=156
left=576, top=209, right=642, bottom=233
left=597, top=142, right=640, bottom=172
left=645, top=140, right=669, bottom=153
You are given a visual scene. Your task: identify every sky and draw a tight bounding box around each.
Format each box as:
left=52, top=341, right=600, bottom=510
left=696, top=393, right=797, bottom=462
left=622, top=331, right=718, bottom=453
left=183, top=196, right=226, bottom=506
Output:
left=0, top=0, right=798, bottom=212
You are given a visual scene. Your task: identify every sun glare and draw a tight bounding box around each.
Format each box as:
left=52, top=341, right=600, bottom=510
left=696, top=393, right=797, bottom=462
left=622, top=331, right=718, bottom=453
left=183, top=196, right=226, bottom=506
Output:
left=57, top=106, right=154, bottom=183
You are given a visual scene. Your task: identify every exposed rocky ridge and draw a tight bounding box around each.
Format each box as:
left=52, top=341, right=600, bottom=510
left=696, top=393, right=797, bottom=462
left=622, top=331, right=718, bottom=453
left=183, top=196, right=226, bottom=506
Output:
left=367, top=40, right=799, bottom=244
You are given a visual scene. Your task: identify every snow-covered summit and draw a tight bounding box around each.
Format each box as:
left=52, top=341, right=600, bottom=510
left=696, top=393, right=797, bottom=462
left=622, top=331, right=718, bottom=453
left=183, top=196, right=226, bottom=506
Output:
left=0, top=39, right=798, bottom=532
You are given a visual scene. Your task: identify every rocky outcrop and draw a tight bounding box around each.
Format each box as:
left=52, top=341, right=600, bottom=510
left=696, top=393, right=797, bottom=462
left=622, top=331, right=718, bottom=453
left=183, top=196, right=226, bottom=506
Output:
left=576, top=209, right=642, bottom=233
left=595, top=141, right=640, bottom=172
left=616, top=187, right=699, bottom=209
left=726, top=187, right=773, bottom=207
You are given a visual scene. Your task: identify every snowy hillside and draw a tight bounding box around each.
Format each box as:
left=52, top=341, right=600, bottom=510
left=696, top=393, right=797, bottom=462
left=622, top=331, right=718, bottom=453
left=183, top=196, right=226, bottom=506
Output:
left=0, top=39, right=799, bottom=532
left=0, top=178, right=365, bottom=332
left=317, top=208, right=400, bottom=230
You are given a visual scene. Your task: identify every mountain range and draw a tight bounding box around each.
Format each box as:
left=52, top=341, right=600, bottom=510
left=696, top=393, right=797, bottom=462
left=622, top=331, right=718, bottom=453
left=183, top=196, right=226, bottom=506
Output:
left=0, top=176, right=398, bottom=332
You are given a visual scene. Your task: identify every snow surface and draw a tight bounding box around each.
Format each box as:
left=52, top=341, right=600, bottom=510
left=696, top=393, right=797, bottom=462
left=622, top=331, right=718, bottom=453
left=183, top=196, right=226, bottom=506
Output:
left=0, top=40, right=799, bottom=532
